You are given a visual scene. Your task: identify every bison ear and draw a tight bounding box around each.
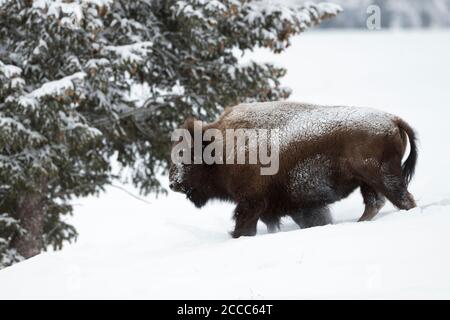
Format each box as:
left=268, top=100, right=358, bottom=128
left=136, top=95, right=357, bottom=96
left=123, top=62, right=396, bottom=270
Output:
left=182, top=117, right=197, bottom=136
left=183, top=116, right=206, bottom=139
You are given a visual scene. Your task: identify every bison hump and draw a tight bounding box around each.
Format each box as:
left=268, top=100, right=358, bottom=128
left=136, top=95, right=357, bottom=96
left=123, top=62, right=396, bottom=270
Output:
left=225, top=101, right=397, bottom=148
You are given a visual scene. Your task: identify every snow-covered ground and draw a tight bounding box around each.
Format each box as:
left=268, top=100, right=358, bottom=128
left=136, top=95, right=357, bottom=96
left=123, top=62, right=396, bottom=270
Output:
left=1, top=30, right=450, bottom=299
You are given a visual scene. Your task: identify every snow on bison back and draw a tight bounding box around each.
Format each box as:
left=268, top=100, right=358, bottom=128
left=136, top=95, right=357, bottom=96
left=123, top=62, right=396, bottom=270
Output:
left=169, top=101, right=418, bottom=238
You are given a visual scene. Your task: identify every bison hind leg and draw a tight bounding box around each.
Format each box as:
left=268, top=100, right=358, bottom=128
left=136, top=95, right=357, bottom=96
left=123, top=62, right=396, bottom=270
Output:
left=358, top=184, right=386, bottom=222
left=291, top=206, right=332, bottom=229
left=362, top=161, right=416, bottom=211
left=354, top=157, right=416, bottom=215
left=378, top=161, right=417, bottom=210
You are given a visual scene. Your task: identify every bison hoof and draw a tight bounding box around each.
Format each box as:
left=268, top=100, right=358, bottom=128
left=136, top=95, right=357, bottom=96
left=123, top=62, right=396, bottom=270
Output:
left=230, top=229, right=257, bottom=238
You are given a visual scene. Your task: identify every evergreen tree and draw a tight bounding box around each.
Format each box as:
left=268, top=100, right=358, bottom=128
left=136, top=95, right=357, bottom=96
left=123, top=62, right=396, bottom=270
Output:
left=0, top=0, right=341, bottom=268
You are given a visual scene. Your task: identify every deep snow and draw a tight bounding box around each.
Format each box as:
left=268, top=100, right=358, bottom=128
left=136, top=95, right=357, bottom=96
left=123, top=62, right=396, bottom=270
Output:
left=1, top=30, right=450, bottom=299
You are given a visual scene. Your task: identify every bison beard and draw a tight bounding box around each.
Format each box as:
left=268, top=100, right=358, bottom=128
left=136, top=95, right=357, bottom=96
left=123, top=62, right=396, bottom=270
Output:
left=169, top=101, right=418, bottom=238
left=186, top=188, right=208, bottom=209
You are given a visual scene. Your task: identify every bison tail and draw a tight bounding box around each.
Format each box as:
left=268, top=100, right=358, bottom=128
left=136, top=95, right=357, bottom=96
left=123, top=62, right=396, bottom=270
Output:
left=396, top=118, right=418, bottom=186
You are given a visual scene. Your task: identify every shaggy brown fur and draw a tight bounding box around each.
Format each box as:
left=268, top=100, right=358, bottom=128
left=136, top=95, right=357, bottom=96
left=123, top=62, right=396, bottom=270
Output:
left=169, top=102, right=418, bottom=238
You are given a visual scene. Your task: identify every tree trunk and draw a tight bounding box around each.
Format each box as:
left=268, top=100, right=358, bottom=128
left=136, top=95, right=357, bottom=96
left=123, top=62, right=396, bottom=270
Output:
left=11, top=180, right=47, bottom=259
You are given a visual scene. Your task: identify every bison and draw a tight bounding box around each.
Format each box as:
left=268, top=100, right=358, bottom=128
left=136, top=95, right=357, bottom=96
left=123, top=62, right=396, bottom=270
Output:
left=169, top=101, right=418, bottom=238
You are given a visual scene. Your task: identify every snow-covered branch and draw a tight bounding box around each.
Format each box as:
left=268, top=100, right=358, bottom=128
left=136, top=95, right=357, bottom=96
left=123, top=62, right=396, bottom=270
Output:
left=244, top=1, right=342, bottom=51
left=0, top=117, right=46, bottom=143
left=103, top=41, right=153, bottom=64
left=31, top=0, right=113, bottom=28
left=17, top=72, right=86, bottom=108
left=0, top=60, right=22, bottom=79
left=245, top=1, right=342, bottom=24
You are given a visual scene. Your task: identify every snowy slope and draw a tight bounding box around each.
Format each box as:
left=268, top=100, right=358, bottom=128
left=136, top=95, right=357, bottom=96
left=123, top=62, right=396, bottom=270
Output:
left=1, top=30, right=450, bottom=299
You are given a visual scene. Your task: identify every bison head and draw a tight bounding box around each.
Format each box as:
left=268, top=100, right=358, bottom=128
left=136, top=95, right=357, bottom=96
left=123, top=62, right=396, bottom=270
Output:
left=169, top=117, right=210, bottom=208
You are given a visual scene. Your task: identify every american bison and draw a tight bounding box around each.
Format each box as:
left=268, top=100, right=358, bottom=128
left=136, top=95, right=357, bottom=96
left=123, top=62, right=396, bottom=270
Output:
left=169, top=101, right=418, bottom=238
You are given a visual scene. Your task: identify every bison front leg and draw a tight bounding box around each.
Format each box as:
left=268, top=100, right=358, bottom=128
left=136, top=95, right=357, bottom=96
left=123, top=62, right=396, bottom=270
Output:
left=231, top=200, right=264, bottom=238
left=260, top=212, right=281, bottom=234
left=263, top=217, right=280, bottom=234
left=291, top=206, right=332, bottom=229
